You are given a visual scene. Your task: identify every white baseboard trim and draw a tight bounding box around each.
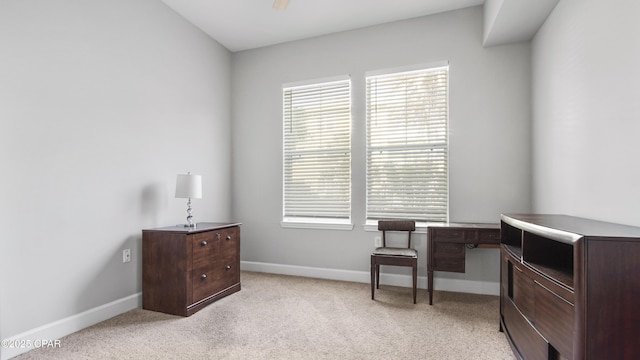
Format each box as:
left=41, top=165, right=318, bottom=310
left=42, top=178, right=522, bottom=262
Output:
left=240, top=261, right=499, bottom=296
left=1, top=293, right=141, bottom=360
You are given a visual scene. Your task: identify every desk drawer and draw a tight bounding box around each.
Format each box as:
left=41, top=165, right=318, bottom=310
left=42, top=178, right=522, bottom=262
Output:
left=431, top=228, right=465, bottom=242
left=433, top=241, right=465, bottom=257
left=478, top=229, right=500, bottom=244
left=432, top=241, right=465, bottom=272
left=431, top=227, right=500, bottom=244
left=433, top=257, right=465, bottom=272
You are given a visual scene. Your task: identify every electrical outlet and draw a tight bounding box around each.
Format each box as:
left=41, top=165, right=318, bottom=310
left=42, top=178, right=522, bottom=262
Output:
left=123, top=249, right=131, bottom=263
left=374, top=236, right=382, bottom=247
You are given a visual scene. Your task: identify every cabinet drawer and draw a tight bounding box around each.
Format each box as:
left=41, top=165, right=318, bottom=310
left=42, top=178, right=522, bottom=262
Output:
left=192, top=256, right=239, bottom=303
left=219, top=227, right=239, bottom=256
left=503, top=297, right=548, bottom=360
left=534, top=281, right=574, bottom=359
left=192, top=228, right=239, bottom=267
left=192, top=232, right=218, bottom=267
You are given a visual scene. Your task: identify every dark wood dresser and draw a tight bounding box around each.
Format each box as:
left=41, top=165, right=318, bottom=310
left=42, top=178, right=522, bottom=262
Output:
left=427, top=223, right=501, bottom=305
left=500, top=214, right=640, bottom=360
left=142, top=222, right=241, bottom=316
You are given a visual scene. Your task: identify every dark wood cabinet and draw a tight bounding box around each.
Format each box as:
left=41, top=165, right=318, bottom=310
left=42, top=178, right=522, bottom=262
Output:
left=500, top=214, right=640, bottom=360
left=427, top=223, right=500, bottom=305
left=142, top=222, right=241, bottom=316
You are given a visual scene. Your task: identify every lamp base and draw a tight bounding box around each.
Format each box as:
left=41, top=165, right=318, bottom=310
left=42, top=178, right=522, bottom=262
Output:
left=184, top=198, right=196, bottom=228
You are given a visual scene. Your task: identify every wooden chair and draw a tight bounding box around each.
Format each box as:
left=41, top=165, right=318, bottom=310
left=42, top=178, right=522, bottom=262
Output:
left=371, top=220, right=417, bottom=304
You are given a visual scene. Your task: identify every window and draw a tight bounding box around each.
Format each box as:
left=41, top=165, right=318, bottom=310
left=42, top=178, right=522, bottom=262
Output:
left=282, top=77, right=351, bottom=227
left=366, top=65, right=449, bottom=223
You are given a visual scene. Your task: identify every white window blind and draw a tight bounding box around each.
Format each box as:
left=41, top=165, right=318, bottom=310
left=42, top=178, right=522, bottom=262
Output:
left=283, top=78, right=351, bottom=222
left=366, top=66, right=449, bottom=222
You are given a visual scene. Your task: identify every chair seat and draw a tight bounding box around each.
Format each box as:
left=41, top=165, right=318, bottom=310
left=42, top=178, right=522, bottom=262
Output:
left=373, top=247, right=417, bottom=257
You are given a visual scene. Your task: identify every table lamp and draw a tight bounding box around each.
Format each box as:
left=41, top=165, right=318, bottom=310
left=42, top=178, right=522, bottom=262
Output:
left=175, top=172, right=202, bottom=227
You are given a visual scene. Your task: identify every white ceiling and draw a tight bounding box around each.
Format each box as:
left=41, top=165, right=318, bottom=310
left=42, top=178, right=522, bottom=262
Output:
left=161, top=0, right=484, bottom=52
left=161, top=0, right=558, bottom=52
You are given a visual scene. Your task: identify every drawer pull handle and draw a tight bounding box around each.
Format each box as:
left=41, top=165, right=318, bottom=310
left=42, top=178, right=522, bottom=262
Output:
left=226, top=265, right=231, bottom=271
left=201, top=241, right=207, bottom=246
left=226, top=235, right=232, bottom=241
left=200, top=274, right=207, bottom=280
left=216, top=233, right=221, bottom=240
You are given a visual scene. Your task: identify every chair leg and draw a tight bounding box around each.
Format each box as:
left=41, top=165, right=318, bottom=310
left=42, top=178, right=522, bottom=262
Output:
left=412, top=262, right=417, bottom=304
left=376, top=264, right=380, bottom=289
left=370, top=256, right=375, bottom=300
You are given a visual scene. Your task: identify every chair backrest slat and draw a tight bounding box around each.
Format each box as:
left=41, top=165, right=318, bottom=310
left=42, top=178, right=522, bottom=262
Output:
left=378, top=220, right=415, bottom=248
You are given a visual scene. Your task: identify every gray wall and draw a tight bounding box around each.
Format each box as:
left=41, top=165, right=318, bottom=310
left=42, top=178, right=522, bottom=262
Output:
left=531, top=0, right=640, bottom=227
left=0, top=0, right=231, bottom=346
left=232, top=7, right=531, bottom=290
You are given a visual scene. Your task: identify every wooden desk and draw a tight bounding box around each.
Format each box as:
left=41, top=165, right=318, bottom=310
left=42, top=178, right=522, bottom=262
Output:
left=427, top=223, right=500, bottom=305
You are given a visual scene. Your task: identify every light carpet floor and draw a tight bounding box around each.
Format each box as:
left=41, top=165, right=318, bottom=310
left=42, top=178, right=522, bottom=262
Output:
left=16, top=271, right=515, bottom=359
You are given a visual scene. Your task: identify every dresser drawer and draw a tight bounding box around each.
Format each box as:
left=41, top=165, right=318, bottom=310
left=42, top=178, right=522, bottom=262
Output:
left=534, top=280, right=574, bottom=359
left=503, top=297, right=548, bottom=360
left=512, top=262, right=535, bottom=321
left=501, top=253, right=508, bottom=292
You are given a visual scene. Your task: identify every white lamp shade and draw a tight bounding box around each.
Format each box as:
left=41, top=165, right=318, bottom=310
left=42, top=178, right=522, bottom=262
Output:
left=175, top=173, right=202, bottom=199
